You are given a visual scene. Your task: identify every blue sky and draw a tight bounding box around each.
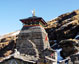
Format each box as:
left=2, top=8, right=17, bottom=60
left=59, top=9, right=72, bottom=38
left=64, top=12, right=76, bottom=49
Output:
left=0, top=0, right=79, bottom=35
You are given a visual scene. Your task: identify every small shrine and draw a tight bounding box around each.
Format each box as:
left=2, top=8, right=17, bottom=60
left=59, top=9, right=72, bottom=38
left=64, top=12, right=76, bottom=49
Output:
left=16, top=10, right=50, bottom=55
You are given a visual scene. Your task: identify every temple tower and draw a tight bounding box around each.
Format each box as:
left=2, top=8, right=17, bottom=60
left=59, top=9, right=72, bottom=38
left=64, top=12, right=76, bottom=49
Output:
left=0, top=11, right=57, bottom=64
left=16, top=12, right=50, bottom=58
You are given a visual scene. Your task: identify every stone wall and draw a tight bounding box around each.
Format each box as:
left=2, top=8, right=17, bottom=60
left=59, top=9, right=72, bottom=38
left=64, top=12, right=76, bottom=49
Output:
left=16, top=26, right=50, bottom=57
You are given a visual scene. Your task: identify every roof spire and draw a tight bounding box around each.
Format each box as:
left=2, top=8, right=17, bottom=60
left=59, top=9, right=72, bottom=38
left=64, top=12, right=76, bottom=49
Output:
left=32, top=9, right=35, bottom=17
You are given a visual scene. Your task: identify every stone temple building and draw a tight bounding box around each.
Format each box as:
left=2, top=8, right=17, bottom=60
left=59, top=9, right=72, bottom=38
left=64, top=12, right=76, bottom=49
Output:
left=0, top=12, right=57, bottom=64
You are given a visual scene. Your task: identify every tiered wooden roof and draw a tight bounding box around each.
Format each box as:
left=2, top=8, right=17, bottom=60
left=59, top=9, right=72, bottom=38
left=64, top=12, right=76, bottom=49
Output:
left=20, top=16, right=47, bottom=26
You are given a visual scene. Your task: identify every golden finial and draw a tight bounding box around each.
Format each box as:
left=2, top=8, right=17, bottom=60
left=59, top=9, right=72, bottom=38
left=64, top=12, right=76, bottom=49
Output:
left=32, top=9, right=35, bottom=16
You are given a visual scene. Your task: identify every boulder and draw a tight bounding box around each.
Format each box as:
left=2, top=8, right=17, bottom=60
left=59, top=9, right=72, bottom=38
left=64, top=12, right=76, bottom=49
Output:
left=59, top=39, right=79, bottom=58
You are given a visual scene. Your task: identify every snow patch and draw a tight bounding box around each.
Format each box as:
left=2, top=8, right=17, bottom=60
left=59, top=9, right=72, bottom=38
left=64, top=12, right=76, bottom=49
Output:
left=11, top=31, right=20, bottom=36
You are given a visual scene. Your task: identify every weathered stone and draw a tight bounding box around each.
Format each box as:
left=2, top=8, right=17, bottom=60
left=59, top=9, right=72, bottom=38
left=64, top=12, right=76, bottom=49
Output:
left=59, top=39, right=79, bottom=58
left=16, top=26, right=50, bottom=56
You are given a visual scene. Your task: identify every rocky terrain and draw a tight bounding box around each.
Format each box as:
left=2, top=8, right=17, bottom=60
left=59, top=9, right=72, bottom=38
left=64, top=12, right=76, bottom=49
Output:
left=0, top=31, right=20, bottom=58
left=0, top=10, right=79, bottom=59
left=45, top=10, right=79, bottom=59
left=45, top=10, right=79, bottom=46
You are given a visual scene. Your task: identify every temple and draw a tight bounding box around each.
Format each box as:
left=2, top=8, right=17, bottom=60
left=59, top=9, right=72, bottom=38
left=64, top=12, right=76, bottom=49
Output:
left=0, top=12, right=57, bottom=64
left=16, top=13, right=50, bottom=55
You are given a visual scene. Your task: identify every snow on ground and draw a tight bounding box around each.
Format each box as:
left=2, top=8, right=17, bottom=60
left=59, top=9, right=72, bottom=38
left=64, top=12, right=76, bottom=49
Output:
left=56, top=49, right=63, bottom=64
left=0, top=30, right=20, bottom=39
left=11, top=31, right=20, bottom=36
